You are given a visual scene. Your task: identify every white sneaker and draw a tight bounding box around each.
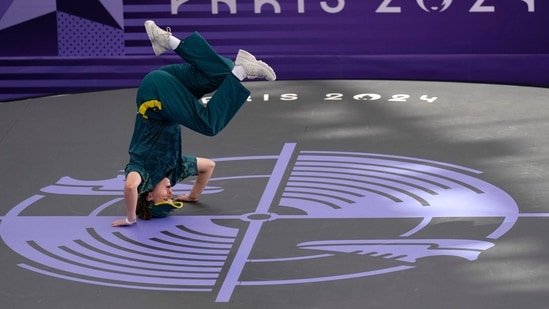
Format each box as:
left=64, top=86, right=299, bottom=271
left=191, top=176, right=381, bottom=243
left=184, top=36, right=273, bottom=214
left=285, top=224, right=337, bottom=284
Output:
left=235, top=49, right=276, bottom=81
left=144, top=20, right=171, bottom=56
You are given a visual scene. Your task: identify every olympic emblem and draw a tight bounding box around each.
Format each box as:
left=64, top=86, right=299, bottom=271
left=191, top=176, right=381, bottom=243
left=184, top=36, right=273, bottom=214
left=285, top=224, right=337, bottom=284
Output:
left=0, top=143, right=531, bottom=302
left=416, top=0, right=453, bottom=12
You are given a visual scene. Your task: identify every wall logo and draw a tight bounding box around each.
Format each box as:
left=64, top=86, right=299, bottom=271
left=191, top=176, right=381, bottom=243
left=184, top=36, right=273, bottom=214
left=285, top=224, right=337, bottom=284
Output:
left=0, top=143, right=541, bottom=302
left=378, top=0, right=535, bottom=13
left=171, top=0, right=536, bottom=15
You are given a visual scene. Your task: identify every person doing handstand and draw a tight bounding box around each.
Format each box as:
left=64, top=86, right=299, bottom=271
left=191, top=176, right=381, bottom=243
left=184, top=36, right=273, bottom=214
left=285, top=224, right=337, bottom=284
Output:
left=112, top=20, right=276, bottom=227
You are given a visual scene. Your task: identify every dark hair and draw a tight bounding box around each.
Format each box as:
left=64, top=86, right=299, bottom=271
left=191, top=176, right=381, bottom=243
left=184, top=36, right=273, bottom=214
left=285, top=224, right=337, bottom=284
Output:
left=136, top=192, right=152, bottom=220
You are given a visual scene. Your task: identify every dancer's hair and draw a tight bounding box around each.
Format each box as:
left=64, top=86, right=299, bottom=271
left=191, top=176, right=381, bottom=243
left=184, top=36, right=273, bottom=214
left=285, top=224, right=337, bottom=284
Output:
left=136, top=192, right=152, bottom=220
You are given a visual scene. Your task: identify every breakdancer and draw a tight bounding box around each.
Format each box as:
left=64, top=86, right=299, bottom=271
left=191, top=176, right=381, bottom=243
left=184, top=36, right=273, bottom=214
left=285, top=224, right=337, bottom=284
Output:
left=112, top=20, right=276, bottom=226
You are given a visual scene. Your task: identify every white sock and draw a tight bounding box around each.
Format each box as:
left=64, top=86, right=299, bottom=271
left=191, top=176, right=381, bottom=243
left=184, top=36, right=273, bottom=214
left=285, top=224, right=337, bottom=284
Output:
left=168, top=36, right=181, bottom=50
left=232, top=65, right=246, bottom=81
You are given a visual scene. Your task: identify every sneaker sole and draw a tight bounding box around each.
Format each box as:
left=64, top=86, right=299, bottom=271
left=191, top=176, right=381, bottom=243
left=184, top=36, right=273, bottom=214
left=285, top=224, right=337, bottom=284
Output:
left=258, top=61, right=277, bottom=81
left=144, top=20, right=164, bottom=56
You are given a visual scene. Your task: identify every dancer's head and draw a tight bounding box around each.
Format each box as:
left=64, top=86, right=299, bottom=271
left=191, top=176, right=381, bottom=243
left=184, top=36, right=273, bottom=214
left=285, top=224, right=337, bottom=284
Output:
left=136, top=178, right=182, bottom=219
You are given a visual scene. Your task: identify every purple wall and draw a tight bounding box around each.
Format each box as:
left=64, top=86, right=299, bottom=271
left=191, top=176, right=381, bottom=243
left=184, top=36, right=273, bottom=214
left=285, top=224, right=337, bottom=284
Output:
left=1, top=0, right=548, bottom=102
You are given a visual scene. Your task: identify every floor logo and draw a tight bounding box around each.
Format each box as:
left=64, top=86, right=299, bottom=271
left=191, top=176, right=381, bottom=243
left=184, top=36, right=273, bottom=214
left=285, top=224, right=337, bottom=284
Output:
left=0, top=143, right=529, bottom=302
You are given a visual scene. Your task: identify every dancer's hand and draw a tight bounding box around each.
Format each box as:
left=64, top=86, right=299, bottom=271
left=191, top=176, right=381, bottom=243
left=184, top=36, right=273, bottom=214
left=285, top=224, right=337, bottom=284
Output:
left=175, top=194, right=198, bottom=202
left=111, top=217, right=137, bottom=227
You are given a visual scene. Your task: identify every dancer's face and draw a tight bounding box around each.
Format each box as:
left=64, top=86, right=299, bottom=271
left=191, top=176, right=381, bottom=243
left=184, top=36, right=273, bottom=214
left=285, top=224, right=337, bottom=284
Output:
left=147, top=177, right=173, bottom=203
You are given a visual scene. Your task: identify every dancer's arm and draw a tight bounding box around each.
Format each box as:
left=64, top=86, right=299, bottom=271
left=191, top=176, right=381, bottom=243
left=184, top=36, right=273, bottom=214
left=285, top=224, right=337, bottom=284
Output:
left=176, top=157, right=215, bottom=202
left=112, top=171, right=141, bottom=226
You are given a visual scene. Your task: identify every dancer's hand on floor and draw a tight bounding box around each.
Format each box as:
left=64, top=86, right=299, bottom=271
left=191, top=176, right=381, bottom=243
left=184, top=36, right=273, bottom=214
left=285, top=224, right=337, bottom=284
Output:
left=175, top=194, right=198, bottom=202
left=111, top=217, right=136, bottom=227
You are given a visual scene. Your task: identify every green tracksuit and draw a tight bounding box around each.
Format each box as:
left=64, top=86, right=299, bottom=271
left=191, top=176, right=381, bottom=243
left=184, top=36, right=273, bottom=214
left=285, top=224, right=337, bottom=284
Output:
left=125, top=32, right=251, bottom=193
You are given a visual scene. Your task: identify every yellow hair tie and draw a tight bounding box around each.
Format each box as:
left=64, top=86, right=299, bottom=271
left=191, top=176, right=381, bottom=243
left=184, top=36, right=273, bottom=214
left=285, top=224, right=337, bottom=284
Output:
left=150, top=200, right=184, bottom=218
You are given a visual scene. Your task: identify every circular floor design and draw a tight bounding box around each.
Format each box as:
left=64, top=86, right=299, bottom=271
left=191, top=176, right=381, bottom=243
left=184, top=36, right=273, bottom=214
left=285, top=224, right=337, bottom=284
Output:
left=1, top=80, right=548, bottom=308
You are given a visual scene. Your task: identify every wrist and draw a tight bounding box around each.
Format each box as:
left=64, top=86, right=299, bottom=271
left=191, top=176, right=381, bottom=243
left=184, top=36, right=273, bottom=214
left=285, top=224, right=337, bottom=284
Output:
left=125, top=217, right=136, bottom=225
